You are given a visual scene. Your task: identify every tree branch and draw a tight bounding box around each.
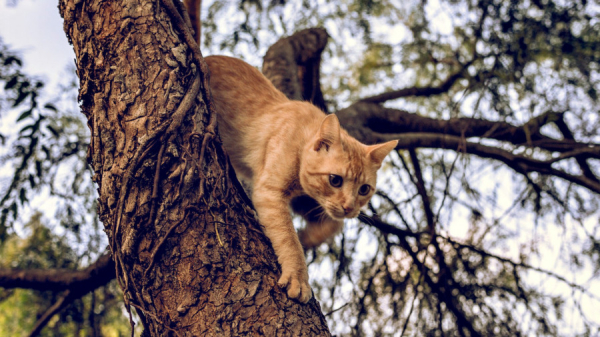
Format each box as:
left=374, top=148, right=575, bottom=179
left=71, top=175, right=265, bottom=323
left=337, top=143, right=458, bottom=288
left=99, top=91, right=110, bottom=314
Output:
left=359, top=68, right=468, bottom=104
left=183, top=0, right=201, bottom=45
left=28, top=290, right=76, bottom=337
left=0, top=254, right=115, bottom=337
left=334, top=102, right=600, bottom=193
left=554, top=117, right=599, bottom=183
left=262, top=28, right=329, bottom=112
left=384, top=131, right=600, bottom=194
left=408, top=149, right=436, bottom=235
left=361, top=214, right=599, bottom=301
left=0, top=253, right=115, bottom=292
left=337, top=102, right=584, bottom=153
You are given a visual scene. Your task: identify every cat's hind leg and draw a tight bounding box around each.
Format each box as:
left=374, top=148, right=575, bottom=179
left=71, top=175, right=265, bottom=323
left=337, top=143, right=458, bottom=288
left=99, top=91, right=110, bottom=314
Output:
left=291, top=195, right=344, bottom=248
left=298, top=216, right=344, bottom=249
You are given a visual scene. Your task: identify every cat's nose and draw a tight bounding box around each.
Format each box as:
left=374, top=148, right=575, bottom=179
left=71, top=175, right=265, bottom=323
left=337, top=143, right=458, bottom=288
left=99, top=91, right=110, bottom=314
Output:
left=343, top=206, right=352, bottom=215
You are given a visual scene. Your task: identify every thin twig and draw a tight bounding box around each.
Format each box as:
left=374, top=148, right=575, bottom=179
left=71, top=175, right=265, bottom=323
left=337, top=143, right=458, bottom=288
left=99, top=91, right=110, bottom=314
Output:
left=400, top=273, right=423, bottom=337
left=324, top=302, right=349, bottom=316
left=28, top=290, right=74, bottom=337
left=409, top=149, right=436, bottom=236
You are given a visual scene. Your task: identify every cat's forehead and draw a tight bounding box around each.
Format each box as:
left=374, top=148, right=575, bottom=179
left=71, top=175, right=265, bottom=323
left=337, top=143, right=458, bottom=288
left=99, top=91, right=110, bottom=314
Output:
left=338, top=138, right=377, bottom=182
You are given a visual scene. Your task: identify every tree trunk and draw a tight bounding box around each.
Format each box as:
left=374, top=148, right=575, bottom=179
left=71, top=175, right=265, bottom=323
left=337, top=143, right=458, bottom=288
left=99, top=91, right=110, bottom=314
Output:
left=58, top=1, right=330, bottom=335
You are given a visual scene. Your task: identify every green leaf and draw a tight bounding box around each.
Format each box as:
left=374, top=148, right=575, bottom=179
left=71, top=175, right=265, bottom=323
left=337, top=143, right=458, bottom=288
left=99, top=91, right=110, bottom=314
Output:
left=4, top=77, right=18, bottom=90
left=35, top=161, right=42, bottom=178
left=16, top=109, right=32, bottom=122
left=10, top=203, right=17, bottom=220
left=28, top=175, right=36, bottom=189
left=44, top=103, right=58, bottom=112
left=46, top=125, right=60, bottom=138
left=19, top=124, right=34, bottom=135
left=18, top=189, right=27, bottom=205
left=12, top=91, right=29, bottom=107
left=3, top=56, right=22, bottom=66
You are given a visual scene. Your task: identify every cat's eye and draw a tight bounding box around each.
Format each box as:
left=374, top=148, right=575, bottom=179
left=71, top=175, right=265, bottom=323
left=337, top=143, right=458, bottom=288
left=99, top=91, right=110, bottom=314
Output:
left=329, top=174, right=343, bottom=188
left=358, top=184, right=371, bottom=196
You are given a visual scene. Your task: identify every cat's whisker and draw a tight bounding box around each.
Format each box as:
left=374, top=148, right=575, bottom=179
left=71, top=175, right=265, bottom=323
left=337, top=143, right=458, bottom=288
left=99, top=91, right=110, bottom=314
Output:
left=304, top=204, right=324, bottom=219
left=318, top=211, right=329, bottom=225
left=311, top=207, right=327, bottom=225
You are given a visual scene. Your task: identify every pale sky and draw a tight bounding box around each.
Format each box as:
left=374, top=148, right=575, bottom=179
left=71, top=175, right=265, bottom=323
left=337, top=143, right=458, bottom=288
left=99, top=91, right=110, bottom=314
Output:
left=0, top=0, right=74, bottom=89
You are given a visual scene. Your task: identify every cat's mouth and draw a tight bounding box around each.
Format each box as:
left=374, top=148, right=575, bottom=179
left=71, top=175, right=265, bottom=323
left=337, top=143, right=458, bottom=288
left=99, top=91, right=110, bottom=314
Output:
left=316, top=198, right=360, bottom=220
left=326, top=207, right=359, bottom=220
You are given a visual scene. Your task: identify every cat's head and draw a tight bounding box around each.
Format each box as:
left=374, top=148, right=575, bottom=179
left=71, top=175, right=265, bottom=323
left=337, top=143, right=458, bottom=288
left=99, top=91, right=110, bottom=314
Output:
left=300, top=114, right=398, bottom=220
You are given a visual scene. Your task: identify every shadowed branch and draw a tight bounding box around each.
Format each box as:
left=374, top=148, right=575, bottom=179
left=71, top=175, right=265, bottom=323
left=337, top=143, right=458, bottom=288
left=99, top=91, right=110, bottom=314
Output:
left=0, top=253, right=115, bottom=292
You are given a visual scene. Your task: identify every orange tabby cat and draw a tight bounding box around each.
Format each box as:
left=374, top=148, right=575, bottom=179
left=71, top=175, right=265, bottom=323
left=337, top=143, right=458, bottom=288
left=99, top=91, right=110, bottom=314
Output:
left=205, top=55, right=398, bottom=303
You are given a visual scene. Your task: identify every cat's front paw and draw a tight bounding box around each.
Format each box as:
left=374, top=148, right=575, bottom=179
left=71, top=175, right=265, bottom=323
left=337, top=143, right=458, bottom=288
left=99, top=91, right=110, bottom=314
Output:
left=278, top=268, right=311, bottom=303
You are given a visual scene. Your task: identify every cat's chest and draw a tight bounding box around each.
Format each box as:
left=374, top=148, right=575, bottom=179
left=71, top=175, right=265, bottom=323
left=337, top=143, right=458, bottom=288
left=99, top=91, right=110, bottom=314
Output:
left=283, top=177, right=304, bottom=198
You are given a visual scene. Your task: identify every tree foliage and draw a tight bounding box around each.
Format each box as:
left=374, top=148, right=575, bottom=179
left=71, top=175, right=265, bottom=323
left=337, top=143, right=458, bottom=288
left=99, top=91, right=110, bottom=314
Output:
left=0, top=41, right=123, bottom=336
left=1, top=0, right=599, bottom=336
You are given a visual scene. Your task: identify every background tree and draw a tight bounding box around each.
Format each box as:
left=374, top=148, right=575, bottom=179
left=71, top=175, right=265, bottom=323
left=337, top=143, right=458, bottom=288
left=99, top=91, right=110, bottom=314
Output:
left=0, top=0, right=599, bottom=336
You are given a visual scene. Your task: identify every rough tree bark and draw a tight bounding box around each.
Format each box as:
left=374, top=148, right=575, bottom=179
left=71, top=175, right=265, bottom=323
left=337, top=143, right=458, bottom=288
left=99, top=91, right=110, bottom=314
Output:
left=58, top=1, right=330, bottom=336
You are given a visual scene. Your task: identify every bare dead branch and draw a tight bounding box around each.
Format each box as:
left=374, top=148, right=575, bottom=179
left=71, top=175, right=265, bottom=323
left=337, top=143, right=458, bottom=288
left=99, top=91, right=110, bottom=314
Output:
left=362, top=214, right=599, bottom=302
left=358, top=213, right=423, bottom=239
left=443, top=236, right=599, bottom=299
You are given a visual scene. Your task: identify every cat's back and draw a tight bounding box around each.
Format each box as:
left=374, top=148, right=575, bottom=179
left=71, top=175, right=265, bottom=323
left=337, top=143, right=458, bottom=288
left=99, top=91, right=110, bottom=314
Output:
left=205, top=55, right=287, bottom=118
left=205, top=55, right=304, bottom=182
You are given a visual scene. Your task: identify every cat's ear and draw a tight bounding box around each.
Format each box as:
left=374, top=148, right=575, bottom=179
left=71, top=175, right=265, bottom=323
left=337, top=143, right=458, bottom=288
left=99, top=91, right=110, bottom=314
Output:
left=367, top=140, right=398, bottom=166
left=314, top=114, right=341, bottom=151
